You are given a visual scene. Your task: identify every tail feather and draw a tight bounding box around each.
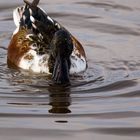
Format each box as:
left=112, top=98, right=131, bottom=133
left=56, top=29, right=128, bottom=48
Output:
left=12, top=1, right=60, bottom=42
left=13, top=4, right=55, bottom=28
left=20, top=5, right=32, bottom=28
left=30, top=16, right=57, bottom=40
left=13, top=5, right=32, bottom=29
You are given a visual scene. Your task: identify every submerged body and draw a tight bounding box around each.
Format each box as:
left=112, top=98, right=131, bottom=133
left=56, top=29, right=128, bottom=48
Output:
left=7, top=0, right=87, bottom=84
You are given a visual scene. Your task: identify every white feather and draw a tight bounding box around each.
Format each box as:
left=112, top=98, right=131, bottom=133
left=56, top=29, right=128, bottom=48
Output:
left=70, top=54, right=87, bottom=74
left=47, top=16, right=54, bottom=23
left=19, top=48, right=86, bottom=74
left=13, top=8, right=21, bottom=27
left=19, top=49, right=50, bottom=74
left=13, top=6, right=25, bottom=27
left=30, top=16, right=35, bottom=23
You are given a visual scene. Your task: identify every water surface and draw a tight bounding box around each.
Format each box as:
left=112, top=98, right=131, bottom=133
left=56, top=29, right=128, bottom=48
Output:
left=0, top=0, right=140, bottom=140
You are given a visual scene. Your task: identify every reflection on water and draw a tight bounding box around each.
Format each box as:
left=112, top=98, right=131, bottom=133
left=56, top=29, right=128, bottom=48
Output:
left=48, top=86, right=71, bottom=114
left=0, top=0, right=140, bottom=140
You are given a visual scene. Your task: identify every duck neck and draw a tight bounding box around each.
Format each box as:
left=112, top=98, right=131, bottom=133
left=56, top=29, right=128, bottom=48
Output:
left=52, top=54, right=70, bottom=85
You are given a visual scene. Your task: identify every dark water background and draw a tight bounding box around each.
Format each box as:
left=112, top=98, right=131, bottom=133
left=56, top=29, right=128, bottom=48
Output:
left=0, top=0, right=140, bottom=139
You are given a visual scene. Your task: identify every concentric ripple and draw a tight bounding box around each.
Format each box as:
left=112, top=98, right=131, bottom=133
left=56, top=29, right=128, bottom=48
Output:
left=0, top=0, right=140, bottom=140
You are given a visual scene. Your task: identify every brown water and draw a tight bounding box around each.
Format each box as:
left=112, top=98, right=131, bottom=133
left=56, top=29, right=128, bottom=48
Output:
left=0, top=0, right=140, bottom=140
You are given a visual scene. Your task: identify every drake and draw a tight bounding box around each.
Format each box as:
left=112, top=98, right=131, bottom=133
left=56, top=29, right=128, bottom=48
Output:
left=7, top=0, right=87, bottom=85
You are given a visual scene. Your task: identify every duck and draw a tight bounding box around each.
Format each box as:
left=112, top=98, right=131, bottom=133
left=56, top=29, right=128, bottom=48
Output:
left=7, top=0, right=87, bottom=85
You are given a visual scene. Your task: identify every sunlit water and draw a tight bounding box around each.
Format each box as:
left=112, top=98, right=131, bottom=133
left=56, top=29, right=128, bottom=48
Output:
left=0, top=0, right=140, bottom=140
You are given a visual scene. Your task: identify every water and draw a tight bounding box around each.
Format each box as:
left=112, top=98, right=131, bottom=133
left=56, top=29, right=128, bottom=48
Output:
left=0, top=0, right=140, bottom=139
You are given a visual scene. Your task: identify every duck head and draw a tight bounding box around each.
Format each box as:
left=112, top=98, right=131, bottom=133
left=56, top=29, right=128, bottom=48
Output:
left=49, top=29, right=73, bottom=85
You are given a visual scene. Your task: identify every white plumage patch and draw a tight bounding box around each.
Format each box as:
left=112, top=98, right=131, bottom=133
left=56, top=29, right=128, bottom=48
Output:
left=13, top=8, right=20, bottom=27
left=19, top=49, right=50, bottom=74
left=55, top=22, right=61, bottom=29
left=70, top=53, right=87, bottom=74
left=13, top=6, right=25, bottom=27
left=47, top=16, right=54, bottom=23
left=19, top=48, right=86, bottom=75
left=70, top=44, right=87, bottom=74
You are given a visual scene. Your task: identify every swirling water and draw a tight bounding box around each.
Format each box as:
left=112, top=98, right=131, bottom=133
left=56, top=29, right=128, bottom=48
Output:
left=0, top=0, right=140, bottom=140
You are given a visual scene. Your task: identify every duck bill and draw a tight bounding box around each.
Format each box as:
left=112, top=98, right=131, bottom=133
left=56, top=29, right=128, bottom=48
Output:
left=52, top=54, right=70, bottom=85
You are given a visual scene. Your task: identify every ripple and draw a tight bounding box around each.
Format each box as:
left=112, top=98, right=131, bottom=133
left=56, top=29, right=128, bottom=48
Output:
left=0, top=0, right=140, bottom=139
left=48, top=12, right=100, bottom=19
left=91, top=127, right=140, bottom=136
left=75, top=2, right=133, bottom=11
left=81, top=21, right=140, bottom=36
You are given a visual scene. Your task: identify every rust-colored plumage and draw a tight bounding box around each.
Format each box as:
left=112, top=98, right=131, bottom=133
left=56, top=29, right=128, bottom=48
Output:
left=71, top=35, right=86, bottom=58
left=7, top=27, right=31, bottom=67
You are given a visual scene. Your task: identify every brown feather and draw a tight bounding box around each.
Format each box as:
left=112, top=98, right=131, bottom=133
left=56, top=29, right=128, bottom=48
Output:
left=7, top=27, right=31, bottom=67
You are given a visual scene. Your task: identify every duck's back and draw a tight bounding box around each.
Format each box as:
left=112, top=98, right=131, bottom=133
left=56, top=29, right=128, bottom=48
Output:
left=8, top=3, right=87, bottom=74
